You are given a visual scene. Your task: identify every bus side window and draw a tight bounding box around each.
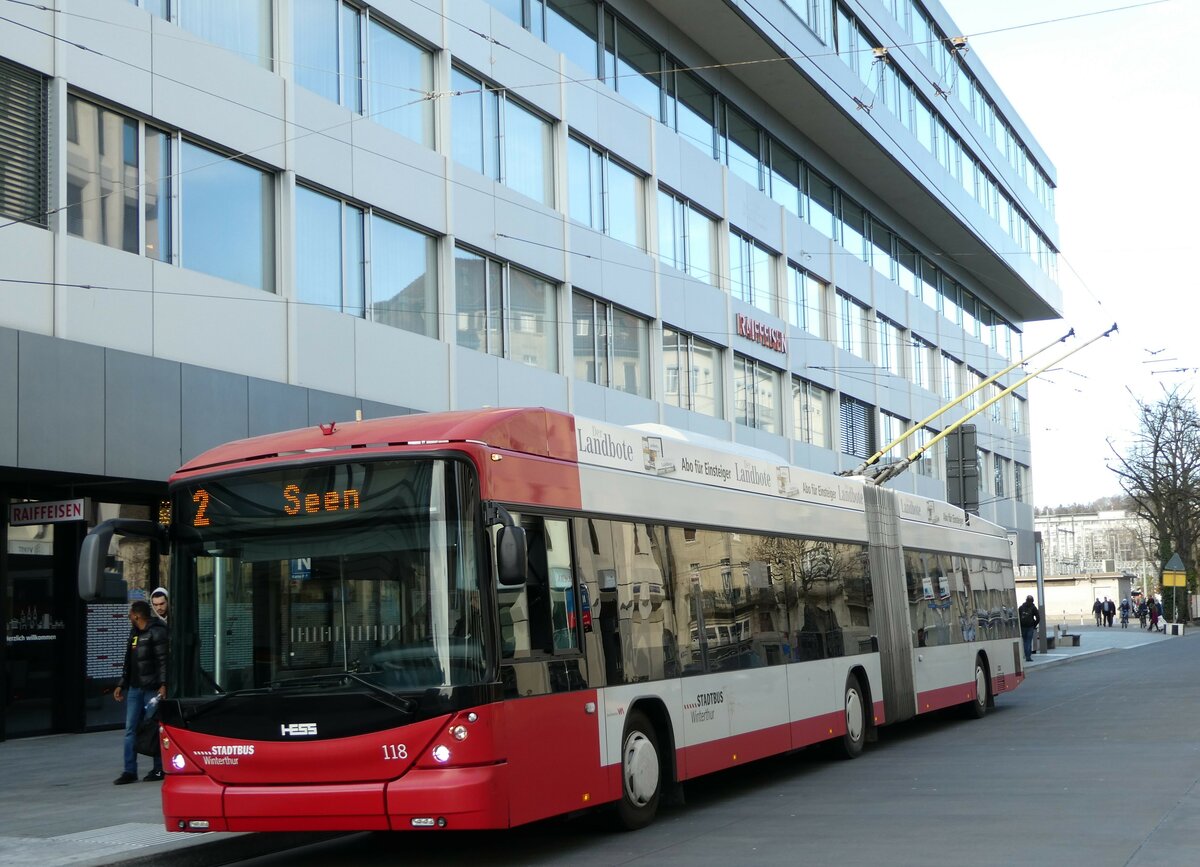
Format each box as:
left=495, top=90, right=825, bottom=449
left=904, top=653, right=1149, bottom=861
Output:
left=499, top=514, right=578, bottom=658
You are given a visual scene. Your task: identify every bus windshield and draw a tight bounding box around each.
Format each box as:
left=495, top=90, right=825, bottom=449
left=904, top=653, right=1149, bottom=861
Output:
left=169, top=458, right=487, bottom=699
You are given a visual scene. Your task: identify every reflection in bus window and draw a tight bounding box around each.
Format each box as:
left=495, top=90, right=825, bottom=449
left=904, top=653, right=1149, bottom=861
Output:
left=498, top=514, right=578, bottom=659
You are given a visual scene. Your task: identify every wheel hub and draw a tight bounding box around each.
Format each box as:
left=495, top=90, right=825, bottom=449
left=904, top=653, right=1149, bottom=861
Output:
left=624, top=732, right=659, bottom=806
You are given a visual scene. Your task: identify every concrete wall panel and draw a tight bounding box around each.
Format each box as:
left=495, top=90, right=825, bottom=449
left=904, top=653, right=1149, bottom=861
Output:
left=180, top=365, right=249, bottom=465
left=0, top=225, right=55, bottom=336
left=60, top=239, right=155, bottom=356
left=248, top=377, right=308, bottom=437
left=0, top=329, right=17, bottom=466
left=104, top=350, right=181, bottom=480
left=17, top=332, right=105, bottom=475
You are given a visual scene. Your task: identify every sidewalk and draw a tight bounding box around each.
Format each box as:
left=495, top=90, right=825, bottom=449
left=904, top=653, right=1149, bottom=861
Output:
left=0, top=727, right=328, bottom=866
left=1023, top=620, right=1177, bottom=669
left=0, top=623, right=1186, bottom=865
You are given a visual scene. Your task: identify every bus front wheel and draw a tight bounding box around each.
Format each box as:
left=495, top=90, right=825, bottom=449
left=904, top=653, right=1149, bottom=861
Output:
left=616, top=709, right=662, bottom=830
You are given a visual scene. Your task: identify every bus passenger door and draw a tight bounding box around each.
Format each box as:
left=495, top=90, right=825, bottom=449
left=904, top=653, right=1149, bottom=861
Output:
left=499, top=515, right=609, bottom=826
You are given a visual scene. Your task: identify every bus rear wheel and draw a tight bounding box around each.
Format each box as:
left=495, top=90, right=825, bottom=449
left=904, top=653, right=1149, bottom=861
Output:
left=966, top=657, right=989, bottom=719
left=838, top=676, right=866, bottom=760
left=615, top=709, right=662, bottom=830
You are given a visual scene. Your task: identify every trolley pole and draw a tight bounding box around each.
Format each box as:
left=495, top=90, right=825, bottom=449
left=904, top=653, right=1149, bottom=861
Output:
left=1034, top=531, right=1048, bottom=653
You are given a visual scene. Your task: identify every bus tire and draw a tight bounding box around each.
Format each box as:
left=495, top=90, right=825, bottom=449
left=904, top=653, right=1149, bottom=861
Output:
left=615, top=709, right=662, bottom=830
left=966, top=656, right=989, bottom=719
left=838, top=676, right=866, bottom=760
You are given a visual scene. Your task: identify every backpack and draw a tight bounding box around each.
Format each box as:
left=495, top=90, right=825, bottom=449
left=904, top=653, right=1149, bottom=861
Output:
left=1019, top=604, right=1037, bottom=629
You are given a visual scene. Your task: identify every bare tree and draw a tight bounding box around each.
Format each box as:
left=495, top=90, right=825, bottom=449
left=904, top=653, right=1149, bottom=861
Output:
left=1108, top=389, right=1200, bottom=620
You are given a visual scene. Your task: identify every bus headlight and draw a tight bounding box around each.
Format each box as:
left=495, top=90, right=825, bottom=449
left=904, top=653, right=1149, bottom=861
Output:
left=450, top=725, right=468, bottom=741
left=432, top=744, right=452, bottom=764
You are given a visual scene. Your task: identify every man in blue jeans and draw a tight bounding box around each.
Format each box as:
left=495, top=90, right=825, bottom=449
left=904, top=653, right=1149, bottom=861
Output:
left=1018, top=594, right=1040, bottom=663
left=113, top=599, right=169, bottom=784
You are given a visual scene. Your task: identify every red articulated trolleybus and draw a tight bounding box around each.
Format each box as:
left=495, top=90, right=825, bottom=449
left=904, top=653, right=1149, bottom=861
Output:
left=78, top=407, right=1024, bottom=833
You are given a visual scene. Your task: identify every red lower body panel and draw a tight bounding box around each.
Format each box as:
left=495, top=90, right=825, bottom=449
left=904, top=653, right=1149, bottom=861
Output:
left=916, top=681, right=977, bottom=714
left=386, top=766, right=508, bottom=830
left=163, top=765, right=509, bottom=832
left=225, top=783, right=390, bottom=831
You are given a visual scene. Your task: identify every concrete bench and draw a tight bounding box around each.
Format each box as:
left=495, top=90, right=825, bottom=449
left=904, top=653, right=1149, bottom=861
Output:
left=1043, top=634, right=1057, bottom=650
left=1059, top=634, right=1080, bottom=647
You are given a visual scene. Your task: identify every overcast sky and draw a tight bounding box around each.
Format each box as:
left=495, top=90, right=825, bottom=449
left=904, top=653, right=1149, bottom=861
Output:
left=939, top=0, right=1199, bottom=507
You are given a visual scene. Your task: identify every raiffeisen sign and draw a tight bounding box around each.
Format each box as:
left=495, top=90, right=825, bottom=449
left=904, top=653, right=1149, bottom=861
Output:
left=735, top=313, right=786, bottom=353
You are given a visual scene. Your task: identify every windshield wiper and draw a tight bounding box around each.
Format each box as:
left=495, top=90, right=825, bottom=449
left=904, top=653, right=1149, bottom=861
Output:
left=183, top=686, right=274, bottom=721
left=268, top=672, right=418, bottom=714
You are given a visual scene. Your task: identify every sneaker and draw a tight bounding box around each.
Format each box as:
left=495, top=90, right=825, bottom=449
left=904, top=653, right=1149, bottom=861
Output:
left=113, top=772, right=138, bottom=785
left=143, top=769, right=164, bottom=782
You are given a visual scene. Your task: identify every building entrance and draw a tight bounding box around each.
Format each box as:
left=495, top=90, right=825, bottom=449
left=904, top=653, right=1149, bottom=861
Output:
left=3, top=552, right=61, bottom=736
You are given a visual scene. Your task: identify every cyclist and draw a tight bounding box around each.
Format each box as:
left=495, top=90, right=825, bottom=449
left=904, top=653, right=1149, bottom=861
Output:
left=1119, top=598, right=1131, bottom=629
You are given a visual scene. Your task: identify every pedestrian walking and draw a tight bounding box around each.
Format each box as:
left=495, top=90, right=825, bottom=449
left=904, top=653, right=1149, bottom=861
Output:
left=113, top=599, right=168, bottom=785
left=1092, top=598, right=1103, bottom=626
left=1019, top=595, right=1040, bottom=662
left=1149, top=599, right=1163, bottom=633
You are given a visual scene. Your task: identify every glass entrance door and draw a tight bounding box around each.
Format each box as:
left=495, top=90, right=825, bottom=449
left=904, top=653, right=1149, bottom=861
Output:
left=4, top=554, right=59, bottom=736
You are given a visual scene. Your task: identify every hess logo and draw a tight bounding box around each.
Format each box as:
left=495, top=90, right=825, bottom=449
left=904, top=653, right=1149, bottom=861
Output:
left=280, top=722, right=318, bottom=737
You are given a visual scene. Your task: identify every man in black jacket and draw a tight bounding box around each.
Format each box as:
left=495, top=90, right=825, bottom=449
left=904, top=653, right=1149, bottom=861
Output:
left=1018, top=595, right=1040, bottom=663
left=113, top=599, right=168, bottom=784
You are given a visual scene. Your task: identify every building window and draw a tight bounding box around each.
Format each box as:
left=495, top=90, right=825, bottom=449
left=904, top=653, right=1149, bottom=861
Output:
left=367, top=18, right=434, bottom=146
left=294, top=0, right=363, bottom=111
left=667, top=69, right=717, bottom=157
left=65, top=96, right=160, bottom=257
left=547, top=0, right=600, bottom=74
left=989, top=384, right=1005, bottom=423
left=733, top=355, right=780, bottom=434
left=1015, top=463, right=1030, bottom=503
left=792, top=378, right=829, bottom=448
left=939, top=275, right=960, bottom=326
left=805, top=167, right=835, bottom=238
left=568, top=137, right=644, bottom=248
left=940, top=352, right=961, bottom=403
left=1, top=59, right=47, bottom=227
left=294, top=185, right=438, bottom=337
left=879, top=410, right=908, bottom=461
left=869, top=217, right=894, bottom=280
left=452, top=67, right=554, bottom=206
left=768, top=138, right=800, bottom=216
left=729, top=231, right=776, bottom=314
left=295, top=186, right=364, bottom=316
left=839, top=394, right=874, bottom=459
left=995, top=455, right=1008, bottom=498
left=721, top=104, right=762, bottom=190
left=786, top=264, right=825, bottom=337
left=663, top=326, right=722, bottom=419
left=657, top=188, right=716, bottom=284
left=782, top=0, right=827, bottom=41
left=180, top=142, right=275, bottom=291
left=605, top=13, right=664, bottom=119
left=836, top=291, right=870, bottom=359
left=1012, top=394, right=1028, bottom=435
left=910, top=335, right=934, bottom=392
left=178, top=0, right=273, bottom=69
left=455, top=247, right=557, bottom=371
left=837, top=194, right=867, bottom=263
left=877, top=316, right=904, bottom=377
left=914, top=427, right=940, bottom=479
left=572, top=292, right=650, bottom=397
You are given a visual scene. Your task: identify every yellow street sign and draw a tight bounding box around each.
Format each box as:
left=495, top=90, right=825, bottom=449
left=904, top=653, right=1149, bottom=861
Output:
left=1163, top=570, right=1186, bottom=588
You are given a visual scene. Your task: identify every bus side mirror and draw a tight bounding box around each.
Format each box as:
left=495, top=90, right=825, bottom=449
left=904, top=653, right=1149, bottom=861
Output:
left=78, top=519, right=166, bottom=601
left=496, top=525, right=527, bottom=587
